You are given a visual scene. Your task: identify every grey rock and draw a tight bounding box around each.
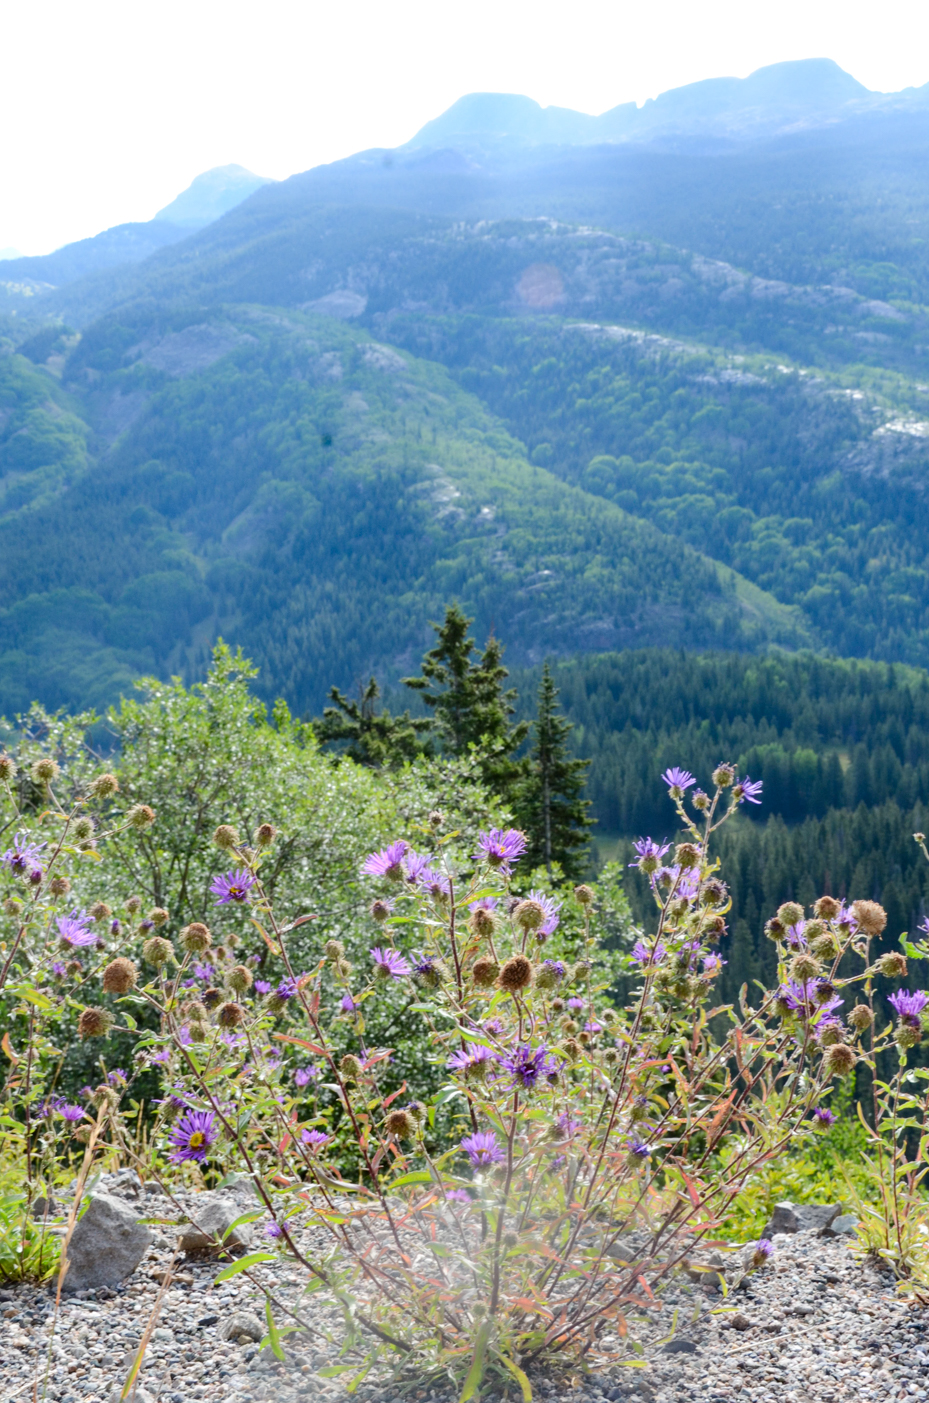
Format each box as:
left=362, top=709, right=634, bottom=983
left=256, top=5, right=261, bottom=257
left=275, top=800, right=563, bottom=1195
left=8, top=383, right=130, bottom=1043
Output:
left=660, top=1338, right=698, bottom=1353
left=64, top=1192, right=153, bottom=1292
left=822, top=1213, right=859, bottom=1236
left=760, top=1201, right=842, bottom=1238
left=32, top=1195, right=59, bottom=1219
left=109, top=1388, right=155, bottom=1403
left=178, top=1192, right=253, bottom=1257
left=761, top=1202, right=799, bottom=1236
left=220, top=1309, right=264, bottom=1342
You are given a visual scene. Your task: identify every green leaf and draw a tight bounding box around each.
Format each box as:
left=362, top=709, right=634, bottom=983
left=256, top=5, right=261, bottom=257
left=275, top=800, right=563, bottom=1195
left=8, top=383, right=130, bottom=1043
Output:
left=214, top=1251, right=276, bottom=1281
left=18, top=988, right=53, bottom=1012
left=265, top=1297, right=284, bottom=1362
left=384, top=1171, right=432, bottom=1191
left=222, top=1210, right=265, bottom=1240
left=318, top=1365, right=357, bottom=1377
left=459, top=1320, right=491, bottom=1403
left=501, top=1354, right=532, bottom=1401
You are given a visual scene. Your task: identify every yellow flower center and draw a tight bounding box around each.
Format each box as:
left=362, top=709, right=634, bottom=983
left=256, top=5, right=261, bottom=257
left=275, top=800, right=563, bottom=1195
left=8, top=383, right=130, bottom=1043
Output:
left=188, top=1131, right=205, bottom=1149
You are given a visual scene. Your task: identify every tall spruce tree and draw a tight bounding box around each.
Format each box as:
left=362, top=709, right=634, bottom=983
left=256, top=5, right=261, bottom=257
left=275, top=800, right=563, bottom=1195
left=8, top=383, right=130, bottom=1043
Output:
left=403, top=604, right=529, bottom=796
left=314, top=677, right=432, bottom=767
left=516, top=662, right=593, bottom=880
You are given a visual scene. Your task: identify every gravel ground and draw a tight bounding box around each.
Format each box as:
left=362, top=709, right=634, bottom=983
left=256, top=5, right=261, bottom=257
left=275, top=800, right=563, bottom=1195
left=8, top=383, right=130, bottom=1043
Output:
left=2, top=1217, right=927, bottom=1403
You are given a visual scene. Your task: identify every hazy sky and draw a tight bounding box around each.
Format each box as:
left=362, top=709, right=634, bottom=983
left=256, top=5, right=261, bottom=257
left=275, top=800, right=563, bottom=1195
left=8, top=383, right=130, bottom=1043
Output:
left=4, top=0, right=929, bottom=256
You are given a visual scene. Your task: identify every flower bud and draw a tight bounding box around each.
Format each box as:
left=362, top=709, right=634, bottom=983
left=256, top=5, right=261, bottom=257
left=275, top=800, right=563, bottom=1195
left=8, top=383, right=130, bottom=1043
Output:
left=551, top=997, right=565, bottom=1012
left=852, top=900, right=887, bottom=937
left=179, top=1000, right=208, bottom=1023
left=370, top=900, right=392, bottom=923
left=48, top=876, right=71, bottom=898
left=675, top=843, right=700, bottom=871
left=336, top=958, right=353, bottom=980
left=149, top=907, right=169, bottom=927
left=78, top=1007, right=113, bottom=1039
left=218, top=1001, right=245, bottom=1028
left=385, top=1109, right=414, bottom=1139
left=125, top=895, right=142, bottom=914
left=602, top=1047, right=619, bottom=1067
left=823, top=1043, right=856, bottom=1076
left=573, top=884, right=594, bottom=906
left=790, top=953, right=821, bottom=982
left=88, top=902, right=111, bottom=922
left=777, top=902, right=804, bottom=928
left=324, top=939, right=345, bottom=960
left=89, top=773, right=119, bottom=799
left=66, top=959, right=83, bottom=978
left=848, top=1004, right=874, bottom=1032
left=31, top=757, right=60, bottom=786
left=471, top=957, right=499, bottom=988
left=3, top=897, right=22, bottom=918
left=561, top=1018, right=579, bottom=1036
left=226, top=964, right=253, bottom=994
left=498, top=955, right=533, bottom=992
left=339, top=1054, right=362, bottom=1082
left=562, top=1038, right=581, bottom=1062
left=102, top=958, right=137, bottom=995
left=811, top=932, right=839, bottom=960
left=712, top=763, right=735, bottom=788
left=72, top=817, right=95, bottom=843
left=126, top=804, right=155, bottom=830
left=213, top=824, right=240, bottom=850
left=513, top=899, right=544, bottom=932
left=253, top=822, right=277, bottom=847
left=142, top=935, right=173, bottom=966
left=818, top=1022, right=842, bottom=1047
left=0, top=755, right=16, bottom=783
left=187, top=1021, right=209, bottom=1043
left=181, top=923, right=211, bottom=954
left=879, top=952, right=908, bottom=978
left=692, top=789, right=711, bottom=811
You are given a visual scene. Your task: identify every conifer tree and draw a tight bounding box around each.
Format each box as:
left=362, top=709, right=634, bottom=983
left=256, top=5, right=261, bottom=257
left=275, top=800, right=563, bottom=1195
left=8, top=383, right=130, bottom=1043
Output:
left=403, top=604, right=529, bottom=795
left=516, top=662, right=593, bottom=880
left=315, top=678, right=432, bottom=767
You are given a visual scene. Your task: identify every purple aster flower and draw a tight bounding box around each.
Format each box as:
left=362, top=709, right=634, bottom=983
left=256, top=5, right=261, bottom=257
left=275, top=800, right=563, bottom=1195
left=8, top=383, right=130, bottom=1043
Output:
left=460, top=1130, right=504, bottom=1168
left=888, top=989, right=929, bottom=1027
left=752, top=1239, right=774, bottom=1266
left=474, top=828, right=527, bottom=874
left=555, top=1113, right=582, bottom=1138
left=813, top=1107, right=837, bottom=1126
left=210, top=868, right=257, bottom=905
left=294, top=1065, right=318, bottom=1088
left=482, top=1017, right=506, bottom=1039
left=541, top=958, right=566, bottom=982
left=779, top=979, right=843, bottom=1018
left=567, top=996, right=585, bottom=1010
left=733, top=776, right=763, bottom=805
left=51, top=961, right=67, bottom=978
left=139, top=919, right=155, bottom=934
left=631, top=938, right=665, bottom=967
left=419, top=868, right=451, bottom=900
left=168, top=1109, right=218, bottom=1164
left=447, top=1043, right=497, bottom=1078
left=2, top=833, right=45, bottom=877
left=661, top=767, right=696, bottom=796
left=628, top=1137, right=652, bottom=1160
left=584, top=1019, right=602, bottom=1034
left=177, top=1026, right=193, bottom=1046
left=528, top=889, right=561, bottom=936
left=56, top=911, right=96, bottom=947
left=630, top=837, right=671, bottom=873
left=340, top=992, right=358, bottom=1013
left=301, top=1128, right=330, bottom=1153
left=275, top=976, right=297, bottom=1001
left=192, top=963, right=213, bottom=982
left=110, top=919, right=121, bottom=937
left=56, top=1103, right=85, bottom=1123
left=370, top=946, right=412, bottom=980
left=107, top=1069, right=127, bottom=1086
left=254, top=979, right=272, bottom=995
left=402, top=849, right=430, bottom=885
left=361, top=841, right=408, bottom=880
left=149, top=1049, right=171, bottom=1065
left=469, top=897, right=498, bottom=912
left=444, top=1189, right=472, bottom=1204
left=785, top=922, right=808, bottom=951
left=500, top=1043, right=560, bottom=1091
left=264, top=1221, right=283, bottom=1239
left=702, top=953, right=726, bottom=975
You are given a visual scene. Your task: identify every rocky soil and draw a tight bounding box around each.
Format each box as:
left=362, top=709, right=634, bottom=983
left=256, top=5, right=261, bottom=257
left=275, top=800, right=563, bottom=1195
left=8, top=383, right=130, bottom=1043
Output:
left=2, top=1184, right=927, bottom=1403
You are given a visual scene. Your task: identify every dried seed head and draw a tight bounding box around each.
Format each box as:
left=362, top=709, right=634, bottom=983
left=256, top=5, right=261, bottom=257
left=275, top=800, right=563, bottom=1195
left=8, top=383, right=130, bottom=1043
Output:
left=78, top=1007, right=113, bottom=1039
left=561, top=1018, right=579, bottom=1036
left=818, top=1023, right=842, bottom=1047
left=149, top=907, right=169, bottom=928
left=126, top=804, right=155, bottom=830
left=712, top=763, right=735, bottom=788
left=181, top=923, right=211, bottom=954
left=790, top=952, right=822, bottom=982
left=202, top=987, right=222, bottom=1010
left=811, top=932, right=839, bottom=959
left=385, top=1109, right=414, bottom=1139
left=226, top=964, right=253, bottom=994
left=879, top=952, right=908, bottom=978
left=428, top=809, right=444, bottom=828
left=675, top=843, right=700, bottom=871
left=179, top=1000, right=209, bottom=1023
left=513, top=899, right=545, bottom=932
left=468, top=907, right=496, bottom=939
left=813, top=895, right=841, bottom=920
left=102, top=958, right=138, bottom=995
left=31, top=757, right=60, bottom=786
left=897, top=1024, right=922, bottom=1050
left=66, top=960, right=83, bottom=978
left=602, top=1047, right=619, bottom=1066
left=3, top=897, right=21, bottom=918
left=253, top=823, right=277, bottom=847
left=142, top=935, right=173, bottom=967
left=562, top=1038, right=581, bottom=1062
left=89, top=902, right=112, bottom=922
left=578, top=1029, right=592, bottom=1046
left=765, top=917, right=785, bottom=942
left=777, top=902, right=805, bottom=928
left=405, top=1100, right=426, bottom=1125
left=48, top=876, right=71, bottom=898
left=471, top=957, right=499, bottom=988
left=370, top=900, right=392, bottom=923
left=213, top=824, right=240, bottom=850
left=125, top=895, right=142, bottom=914
left=498, top=954, right=533, bottom=993
left=336, top=959, right=353, bottom=980
left=574, top=884, right=594, bottom=906
left=0, top=755, right=17, bottom=783
left=852, top=900, right=887, bottom=937
left=89, top=773, right=119, bottom=799
left=187, top=1021, right=208, bottom=1043
left=823, top=1043, right=857, bottom=1076
left=339, top=1054, right=362, bottom=1083
left=72, top=817, right=95, bottom=842
left=848, top=1004, right=874, bottom=1032
left=551, top=997, right=565, bottom=1013
left=218, top=1001, right=245, bottom=1028
left=324, top=940, right=345, bottom=960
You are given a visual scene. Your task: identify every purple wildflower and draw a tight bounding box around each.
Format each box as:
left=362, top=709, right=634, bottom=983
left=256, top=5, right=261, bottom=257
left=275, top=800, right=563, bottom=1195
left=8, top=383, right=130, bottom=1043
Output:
left=361, top=841, right=408, bottom=880
left=813, top=1107, right=837, bottom=1127
left=56, top=1103, right=85, bottom=1123
left=500, top=1043, right=560, bottom=1091
left=661, top=767, right=696, bottom=796
left=474, top=828, right=527, bottom=874
left=482, top=1017, right=506, bottom=1039
left=469, top=897, right=498, bottom=913
left=56, top=912, right=96, bottom=947
left=254, top=979, right=271, bottom=995
left=340, top=992, right=357, bottom=1013
left=294, top=1066, right=318, bottom=1088
left=528, top=889, right=561, bottom=936
left=555, top=1113, right=582, bottom=1138
left=107, top=1069, right=127, bottom=1086
left=889, top=989, right=929, bottom=1027
left=460, top=1131, right=504, bottom=1168
left=752, top=1239, right=775, bottom=1266
left=264, top=1221, right=283, bottom=1239
left=168, top=1109, right=217, bottom=1164
left=301, top=1129, right=330, bottom=1153
left=628, top=1137, right=652, bottom=1160
left=419, top=869, right=451, bottom=900
left=447, top=1043, right=497, bottom=1078
left=192, top=963, right=213, bottom=982
left=702, top=953, right=726, bottom=975
left=631, top=938, right=665, bottom=967
left=139, top=920, right=154, bottom=934
left=370, top=946, right=412, bottom=980
left=444, top=1189, right=472, bottom=1204
left=110, top=919, right=121, bottom=937
left=402, top=849, right=430, bottom=885
left=275, top=976, right=297, bottom=1001
left=210, top=868, right=257, bottom=905
left=567, top=996, right=585, bottom=1010
left=541, top=959, right=566, bottom=982
left=51, top=961, right=67, bottom=978
left=630, top=837, right=671, bottom=873
left=149, top=1049, right=171, bottom=1065
left=733, top=776, right=763, bottom=805
left=785, top=922, right=808, bottom=951
left=2, top=833, right=45, bottom=877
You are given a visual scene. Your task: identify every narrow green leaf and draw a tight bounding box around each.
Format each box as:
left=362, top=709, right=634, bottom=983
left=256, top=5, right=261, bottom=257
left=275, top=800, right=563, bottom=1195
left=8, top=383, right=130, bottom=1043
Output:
left=318, top=1365, right=357, bottom=1377
left=384, top=1171, right=432, bottom=1191
left=214, top=1251, right=275, bottom=1281
left=501, top=1354, right=532, bottom=1401
left=265, top=1297, right=284, bottom=1362
left=460, top=1320, right=491, bottom=1403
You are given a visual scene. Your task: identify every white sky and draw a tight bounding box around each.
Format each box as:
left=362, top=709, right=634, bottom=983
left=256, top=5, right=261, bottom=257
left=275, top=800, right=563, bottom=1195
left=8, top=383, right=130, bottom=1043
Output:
left=3, top=0, right=929, bottom=256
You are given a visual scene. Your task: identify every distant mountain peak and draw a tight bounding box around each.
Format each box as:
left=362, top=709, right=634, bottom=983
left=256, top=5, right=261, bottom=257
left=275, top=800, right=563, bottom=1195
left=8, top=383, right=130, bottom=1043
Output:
left=154, top=164, right=274, bottom=229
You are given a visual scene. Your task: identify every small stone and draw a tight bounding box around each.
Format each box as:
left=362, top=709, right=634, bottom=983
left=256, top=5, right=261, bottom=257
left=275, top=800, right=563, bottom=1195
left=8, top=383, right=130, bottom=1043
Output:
left=64, top=1192, right=153, bottom=1292
left=660, top=1339, right=698, bottom=1354
left=221, top=1310, right=264, bottom=1342
left=822, top=1214, right=859, bottom=1236
left=178, top=1192, right=253, bottom=1257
